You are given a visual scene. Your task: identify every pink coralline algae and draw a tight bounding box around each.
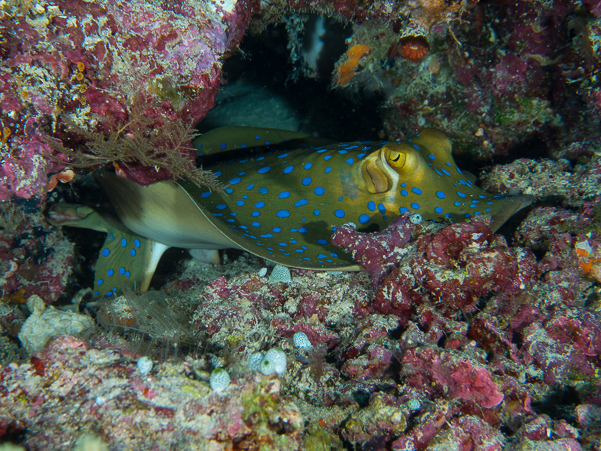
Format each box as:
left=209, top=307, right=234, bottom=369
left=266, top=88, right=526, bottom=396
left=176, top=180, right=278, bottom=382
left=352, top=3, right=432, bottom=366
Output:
left=332, top=215, right=538, bottom=318
left=0, top=0, right=252, bottom=201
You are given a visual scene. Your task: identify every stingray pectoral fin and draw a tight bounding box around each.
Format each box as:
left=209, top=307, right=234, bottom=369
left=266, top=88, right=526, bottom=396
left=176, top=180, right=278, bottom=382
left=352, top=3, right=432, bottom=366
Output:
left=490, top=194, right=534, bottom=232
left=47, top=203, right=170, bottom=300
left=193, top=126, right=332, bottom=156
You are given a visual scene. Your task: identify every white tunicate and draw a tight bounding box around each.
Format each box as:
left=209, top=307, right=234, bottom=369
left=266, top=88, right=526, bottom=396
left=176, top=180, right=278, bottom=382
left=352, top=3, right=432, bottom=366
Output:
left=405, top=398, right=421, bottom=411
left=258, top=267, right=268, bottom=277
left=264, top=347, right=287, bottom=375
left=269, top=265, right=292, bottom=283
left=259, top=357, right=276, bottom=375
left=137, top=356, right=153, bottom=375
left=210, top=368, right=231, bottom=393
left=293, top=331, right=312, bottom=349
left=248, top=351, right=264, bottom=371
left=409, top=213, right=423, bottom=224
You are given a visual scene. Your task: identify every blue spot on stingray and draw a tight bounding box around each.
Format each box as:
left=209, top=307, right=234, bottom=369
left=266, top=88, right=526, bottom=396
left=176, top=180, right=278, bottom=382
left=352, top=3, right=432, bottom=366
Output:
left=254, top=135, right=261, bottom=140
left=378, top=203, right=386, bottom=214
left=105, top=291, right=113, bottom=297
left=314, top=210, right=320, bottom=216
left=304, top=163, right=312, bottom=169
left=97, top=278, right=103, bottom=285
left=239, top=159, right=248, bottom=164
left=258, top=166, right=271, bottom=174
left=337, top=150, right=348, bottom=154
left=358, top=153, right=366, bottom=158
left=229, top=177, right=241, bottom=185
left=368, top=201, right=376, bottom=211
left=335, top=209, right=345, bottom=218
left=273, top=227, right=281, bottom=232
left=201, top=191, right=211, bottom=198
left=283, top=165, right=294, bottom=174
left=436, top=191, right=446, bottom=199
left=239, top=225, right=247, bottom=229
left=400, top=207, right=410, bottom=214
left=295, top=199, right=308, bottom=207
left=474, top=211, right=480, bottom=215
left=325, top=167, right=332, bottom=173
left=345, top=158, right=354, bottom=165
left=317, top=254, right=327, bottom=259
left=120, top=238, right=127, bottom=247
left=278, top=242, right=288, bottom=246
left=220, top=142, right=227, bottom=149
left=457, top=192, right=466, bottom=198
left=465, top=213, right=471, bottom=218
left=295, top=249, right=304, bottom=253
left=256, top=156, right=264, bottom=161
left=278, top=153, right=289, bottom=159
left=324, top=155, right=332, bottom=161
left=435, top=206, right=443, bottom=213
left=290, top=228, right=298, bottom=233
left=130, top=249, right=136, bottom=257
left=237, top=200, right=245, bottom=206
left=107, top=269, right=114, bottom=277
left=134, top=239, right=140, bottom=248
left=317, top=239, right=327, bottom=245
left=299, top=227, right=308, bottom=233
left=338, top=196, right=343, bottom=201
left=255, top=201, right=265, bottom=208
left=441, top=169, right=451, bottom=176
left=454, top=201, right=461, bottom=206
left=359, top=214, right=370, bottom=224
left=216, top=203, right=227, bottom=209
left=238, top=171, right=246, bottom=176
left=102, top=248, right=109, bottom=257
left=278, top=191, right=290, bottom=199
left=302, top=177, right=312, bottom=186
left=230, top=212, right=237, bottom=216
left=94, top=291, right=100, bottom=295
left=225, top=188, right=233, bottom=194
left=258, top=187, right=268, bottom=194
left=412, top=144, right=420, bottom=150
left=412, top=187, right=423, bottom=195
left=330, top=252, right=338, bottom=257
left=457, top=167, right=463, bottom=174
left=458, top=180, right=466, bottom=186
left=251, top=222, right=260, bottom=227
left=428, top=154, right=435, bottom=160
left=411, top=203, right=421, bottom=209
left=277, top=210, right=290, bottom=218
left=251, top=211, right=260, bottom=217
left=436, top=170, right=443, bottom=176
left=446, top=162, right=452, bottom=167
left=290, top=238, right=298, bottom=242
left=247, top=184, right=255, bottom=190
left=401, top=190, right=408, bottom=196
left=109, top=234, right=114, bottom=240
left=345, top=145, right=358, bottom=150
left=401, top=182, right=407, bottom=187
left=214, top=171, right=222, bottom=176
left=227, top=219, right=235, bottom=223
left=212, top=213, right=223, bottom=217
left=119, top=267, right=125, bottom=275
left=314, top=187, right=325, bottom=196
left=485, top=208, right=491, bottom=212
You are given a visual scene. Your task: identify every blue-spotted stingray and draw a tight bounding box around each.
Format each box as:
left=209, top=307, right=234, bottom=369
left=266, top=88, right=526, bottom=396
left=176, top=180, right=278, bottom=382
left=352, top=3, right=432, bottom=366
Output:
left=47, top=127, right=533, bottom=299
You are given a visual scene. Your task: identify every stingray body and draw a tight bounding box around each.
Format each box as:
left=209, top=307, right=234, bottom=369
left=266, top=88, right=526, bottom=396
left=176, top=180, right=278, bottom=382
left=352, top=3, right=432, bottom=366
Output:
left=48, top=127, right=533, bottom=299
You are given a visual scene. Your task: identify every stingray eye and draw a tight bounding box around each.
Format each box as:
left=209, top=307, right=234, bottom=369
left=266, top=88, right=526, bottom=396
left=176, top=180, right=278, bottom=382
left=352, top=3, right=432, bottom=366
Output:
left=386, top=149, right=406, bottom=168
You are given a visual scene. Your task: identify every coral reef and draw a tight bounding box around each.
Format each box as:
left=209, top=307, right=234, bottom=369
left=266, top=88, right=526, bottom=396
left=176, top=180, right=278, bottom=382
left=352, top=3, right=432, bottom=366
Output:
left=1, top=0, right=601, bottom=448
left=0, top=0, right=252, bottom=201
